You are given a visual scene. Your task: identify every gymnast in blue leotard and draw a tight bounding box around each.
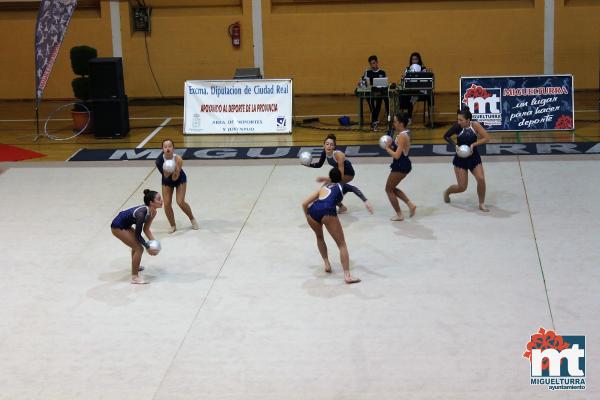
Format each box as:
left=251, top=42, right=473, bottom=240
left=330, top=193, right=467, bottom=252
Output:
left=156, top=139, right=199, bottom=233
left=302, top=168, right=373, bottom=284
left=306, top=134, right=355, bottom=213
left=443, top=107, right=491, bottom=212
left=111, top=189, right=163, bottom=284
left=383, top=113, right=417, bottom=221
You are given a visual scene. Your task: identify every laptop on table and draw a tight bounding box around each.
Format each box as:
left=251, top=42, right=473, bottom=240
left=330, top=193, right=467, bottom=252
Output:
left=372, top=77, right=388, bottom=88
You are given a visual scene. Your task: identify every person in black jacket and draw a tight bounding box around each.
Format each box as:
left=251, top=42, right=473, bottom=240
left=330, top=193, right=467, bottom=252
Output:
left=362, top=55, right=389, bottom=130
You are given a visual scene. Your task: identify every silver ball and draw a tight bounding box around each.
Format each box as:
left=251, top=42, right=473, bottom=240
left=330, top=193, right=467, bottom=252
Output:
left=379, top=135, right=392, bottom=149
left=457, top=145, right=473, bottom=158
left=163, top=159, right=176, bottom=173
left=299, top=151, right=312, bottom=166
left=148, top=240, right=161, bottom=253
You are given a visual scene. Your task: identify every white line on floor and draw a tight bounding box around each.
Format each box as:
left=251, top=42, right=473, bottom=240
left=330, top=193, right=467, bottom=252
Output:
left=1, top=111, right=597, bottom=123
left=288, top=110, right=600, bottom=118
left=0, top=116, right=184, bottom=122
left=134, top=116, right=183, bottom=120
left=66, top=148, right=83, bottom=161
left=151, top=163, right=278, bottom=398
left=137, top=117, right=171, bottom=149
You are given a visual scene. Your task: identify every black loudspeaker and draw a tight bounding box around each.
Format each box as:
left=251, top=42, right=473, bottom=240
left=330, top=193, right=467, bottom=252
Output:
left=91, top=97, right=130, bottom=138
left=89, top=57, right=125, bottom=99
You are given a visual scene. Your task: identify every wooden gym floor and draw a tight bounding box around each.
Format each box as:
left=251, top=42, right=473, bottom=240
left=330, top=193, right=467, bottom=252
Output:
left=0, top=91, right=598, bottom=162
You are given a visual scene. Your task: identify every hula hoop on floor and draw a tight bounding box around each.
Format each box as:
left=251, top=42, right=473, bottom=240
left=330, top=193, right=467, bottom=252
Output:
left=43, top=102, right=90, bottom=141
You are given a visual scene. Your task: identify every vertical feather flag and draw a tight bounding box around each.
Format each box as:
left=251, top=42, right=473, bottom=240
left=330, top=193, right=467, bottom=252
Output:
left=34, top=0, right=78, bottom=107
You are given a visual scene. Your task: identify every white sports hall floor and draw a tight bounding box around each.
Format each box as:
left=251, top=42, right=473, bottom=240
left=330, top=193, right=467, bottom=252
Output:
left=0, top=156, right=597, bottom=400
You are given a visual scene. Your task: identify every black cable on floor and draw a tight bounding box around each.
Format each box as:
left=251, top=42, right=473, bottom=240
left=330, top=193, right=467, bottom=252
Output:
left=517, top=155, right=556, bottom=331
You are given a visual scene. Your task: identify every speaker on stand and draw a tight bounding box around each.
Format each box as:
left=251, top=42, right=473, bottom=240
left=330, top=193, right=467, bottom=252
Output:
left=88, top=57, right=129, bottom=138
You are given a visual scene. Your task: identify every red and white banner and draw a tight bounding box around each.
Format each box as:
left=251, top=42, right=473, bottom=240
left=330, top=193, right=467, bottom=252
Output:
left=35, top=0, right=78, bottom=107
left=183, top=79, right=293, bottom=135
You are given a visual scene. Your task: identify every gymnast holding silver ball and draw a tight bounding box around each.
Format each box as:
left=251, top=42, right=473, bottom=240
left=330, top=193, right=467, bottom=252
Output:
left=443, top=107, right=491, bottom=212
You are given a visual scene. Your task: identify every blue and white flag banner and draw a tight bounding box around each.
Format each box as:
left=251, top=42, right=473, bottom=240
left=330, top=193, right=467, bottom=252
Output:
left=183, top=79, right=293, bottom=135
left=459, top=75, right=574, bottom=132
left=35, top=0, right=78, bottom=107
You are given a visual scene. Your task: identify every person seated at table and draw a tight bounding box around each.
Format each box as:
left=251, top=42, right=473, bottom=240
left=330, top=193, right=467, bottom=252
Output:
left=362, top=55, right=389, bottom=131
left=406, top=52, right=427, bottom=74
left=400, top=52, right=431, bottom=122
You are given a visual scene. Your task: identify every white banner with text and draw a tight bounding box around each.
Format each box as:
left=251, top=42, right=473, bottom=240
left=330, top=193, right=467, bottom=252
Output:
left=183, top=79, right=293, bottom=134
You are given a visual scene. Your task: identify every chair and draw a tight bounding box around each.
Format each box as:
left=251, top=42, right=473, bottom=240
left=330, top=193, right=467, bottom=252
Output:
left=413, top=94, right=432, bottom=125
